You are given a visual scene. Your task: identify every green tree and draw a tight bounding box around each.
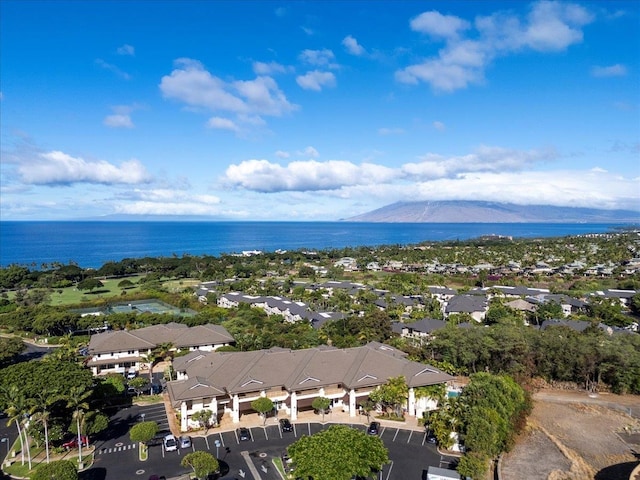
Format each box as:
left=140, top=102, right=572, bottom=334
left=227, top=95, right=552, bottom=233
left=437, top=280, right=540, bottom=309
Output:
left=312, top=396, right=331, bottom=422
left=0, top=337, right=26, bottom=367
left=128, top=376, right=149, bottom=396
left=457, top=451, right=489, bottom=480
left=65, top=385, right=92, bottom=468
left=288, top=424, right=389, bottom=480
left=129, top=421, right=159, bottom=446
left=191, top=409, right=214, bottom=433
left=181, top=451, right=220, bottom=480
left=369, top=375, right=408, bottom=418
left=2, top=385, right=34, bottom=467
left=77, top=278, right=104, bottom=293
left=251, top=397, right=274, bottom=426
left=31, top=459, right=78, bottom=480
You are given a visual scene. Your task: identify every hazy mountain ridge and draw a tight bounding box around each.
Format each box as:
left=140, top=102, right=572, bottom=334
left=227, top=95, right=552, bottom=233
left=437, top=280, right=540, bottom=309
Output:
left=344, top=201, right=640, bottom=223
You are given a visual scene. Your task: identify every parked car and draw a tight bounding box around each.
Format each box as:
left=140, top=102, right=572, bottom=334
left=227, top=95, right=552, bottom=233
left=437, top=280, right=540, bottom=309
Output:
left=279, top=418, right=293, bottom=432
left=426, top=433, right=437, bottom=444
left=163, top=434, right=177, bottom=452
left=179, top=435, right=192, bottom=449
left=367, top=421, right=380, bottom=435
left=126, top=368, right=137, bottom=380
left=62, top=435, right=89, bottom=449
left=237, top=427, right=251, bottom=441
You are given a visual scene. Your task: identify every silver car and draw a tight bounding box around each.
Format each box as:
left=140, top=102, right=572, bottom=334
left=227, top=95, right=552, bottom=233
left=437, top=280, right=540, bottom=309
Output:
left=179, top=435, right=191, bottom=449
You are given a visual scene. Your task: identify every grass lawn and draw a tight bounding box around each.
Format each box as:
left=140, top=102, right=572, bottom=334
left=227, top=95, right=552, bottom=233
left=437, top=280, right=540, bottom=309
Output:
left=48, top=276, right=144, bottom=306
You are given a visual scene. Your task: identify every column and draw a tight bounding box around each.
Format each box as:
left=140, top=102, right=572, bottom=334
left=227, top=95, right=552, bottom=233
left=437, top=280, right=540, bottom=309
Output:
left=290, top=391, right=297, bottom=421
left=349, top=389, right=356, bottom=417
left=408, top=387, right=416, bottom=417
left=232, top=394, right=240, bottom=423
left=209, top=397, right=218, bottom=426
left=181, top=402, right=188, bottom=432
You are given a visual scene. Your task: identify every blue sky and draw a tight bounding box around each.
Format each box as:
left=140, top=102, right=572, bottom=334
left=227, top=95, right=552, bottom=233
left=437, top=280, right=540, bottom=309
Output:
left=1, top=1, right=638, bottom=221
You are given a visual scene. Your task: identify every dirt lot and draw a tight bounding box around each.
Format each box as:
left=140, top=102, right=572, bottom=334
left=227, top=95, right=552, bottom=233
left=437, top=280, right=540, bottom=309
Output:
left=500, top=390, right=640, bottom=480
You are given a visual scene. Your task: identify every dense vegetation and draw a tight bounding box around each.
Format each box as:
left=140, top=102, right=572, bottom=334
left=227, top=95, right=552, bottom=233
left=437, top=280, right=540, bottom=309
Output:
left=0, top=232, right=638, bottom=478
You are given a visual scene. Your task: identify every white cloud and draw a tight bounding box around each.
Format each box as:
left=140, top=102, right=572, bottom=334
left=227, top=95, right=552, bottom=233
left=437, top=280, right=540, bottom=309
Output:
left=103, top=104, right=140, bottom=128
left=342, top=35, right=366, bottom=56
left=378, top=127, right=405, bottom=135
left=397, top=1, right=594, bottom=92
left=117, top=44, right=135, bottom=56
left=207, top=116, right=240, bottom=132
left=433, top=121, right=446, bottom=131
left=275, top=150, right=290, bottom=159
left=17, top=151, right=151, bottom=185
left=591, top=64, right=628, bottom=77
left=95, top=59, right=131, bottom=80
left=113, top=189, right=221, bottom=215
left=296, top=70, right=336, bottom=91
left=252, top=61, right=293, bottom=75
left=160, top=58, right=297, bottom=127
left=224, top=159, right=397, bottom=192
left=104, top=114, right=134, bottom=128
left=410, top=11, right=470, bottom=39
left=299, top=49, right=338, bottom=68
left=298, top=146, right=319, bottom=158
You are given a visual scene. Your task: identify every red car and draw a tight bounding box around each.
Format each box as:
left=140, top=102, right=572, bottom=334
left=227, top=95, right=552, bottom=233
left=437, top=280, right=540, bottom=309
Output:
left=62, top=435, right=89, bottom=449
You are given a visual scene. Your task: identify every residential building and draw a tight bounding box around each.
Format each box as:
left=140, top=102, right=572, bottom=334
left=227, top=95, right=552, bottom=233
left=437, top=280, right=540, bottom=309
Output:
left=86, top=322, right=235, bottom=375
left=166, top=342, right=453, bottom=431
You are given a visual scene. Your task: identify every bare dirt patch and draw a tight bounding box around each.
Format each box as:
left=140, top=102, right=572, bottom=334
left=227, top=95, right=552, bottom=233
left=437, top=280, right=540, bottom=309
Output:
left=500, top=390, right=639, bottom=480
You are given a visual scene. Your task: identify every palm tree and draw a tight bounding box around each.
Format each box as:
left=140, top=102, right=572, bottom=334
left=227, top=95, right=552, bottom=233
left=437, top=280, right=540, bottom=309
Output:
left=32, top=389, right=60, bottom=464
left=65, top=386, right=92, bottom=468
left=2, top=386, right=35, bottom=468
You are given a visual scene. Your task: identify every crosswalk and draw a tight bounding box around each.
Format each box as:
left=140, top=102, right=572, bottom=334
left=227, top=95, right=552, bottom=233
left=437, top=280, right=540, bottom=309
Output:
left=97, top=443, right=137, bottom=455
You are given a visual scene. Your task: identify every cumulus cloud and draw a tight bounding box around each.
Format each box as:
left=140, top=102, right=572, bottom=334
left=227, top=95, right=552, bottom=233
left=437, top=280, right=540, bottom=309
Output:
left=275, top=150, right=290, bottom=159
left=103, top=104, right=140, bottom=128
left=222, top=145, right=558, bottom=194
left=17, top=151, right=152, bottom=186
left=296, top=70, right=336, bottom=91
left=299, top=49, right=338, bottom=68
left=160, top=58, right=297, bottom=128
left=252, top=61, right=293, bottom=75
left=298, top=146, right=319, bottom=158
left=397, top=1, right=594, bottom=92
left=207, top=116, right=240, bottom=132
left=410, top=11, right=471, bottom=39
left=95, top=59, right=131, bottom=80
left=342, top=35, right=366, bottom=55
left=591, top=64, right=627, bottom=77
left=224, top=159, right=397, bottom=192
left=117, top=44, right=135, bottom=56
left=104, top=114, right=134, bottom=128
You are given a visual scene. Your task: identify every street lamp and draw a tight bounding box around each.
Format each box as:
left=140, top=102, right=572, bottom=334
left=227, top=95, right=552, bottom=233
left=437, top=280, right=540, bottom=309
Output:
left=214, top=439, right=221, bottom=459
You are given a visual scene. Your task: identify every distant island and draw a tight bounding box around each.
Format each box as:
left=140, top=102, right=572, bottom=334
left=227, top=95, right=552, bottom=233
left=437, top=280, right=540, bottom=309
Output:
left=344, top=201, right=640, bottom=223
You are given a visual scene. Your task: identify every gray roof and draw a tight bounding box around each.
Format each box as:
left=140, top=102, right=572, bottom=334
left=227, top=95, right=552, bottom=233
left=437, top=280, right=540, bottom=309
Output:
left=403, top=318, right=446, bottom=334
left=445, top=295, right=488, bottom=314
left=88, top=323, right=234, bottom=354
left=169, top=342, right=453, bottom=402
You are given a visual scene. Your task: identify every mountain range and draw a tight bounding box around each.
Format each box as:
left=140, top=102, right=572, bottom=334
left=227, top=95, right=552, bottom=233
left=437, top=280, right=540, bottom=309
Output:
left=344, top=201, right=640, bottom=223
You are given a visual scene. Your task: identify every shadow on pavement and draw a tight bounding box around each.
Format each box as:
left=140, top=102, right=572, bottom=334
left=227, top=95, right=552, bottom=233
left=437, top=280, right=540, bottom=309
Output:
left=79, top=467, right=107, bottom=480
left=595, top=461, right=639, bottom=480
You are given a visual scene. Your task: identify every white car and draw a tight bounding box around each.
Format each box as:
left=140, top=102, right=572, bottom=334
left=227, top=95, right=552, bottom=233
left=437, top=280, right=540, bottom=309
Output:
left=163, top=434, right=177, bottom=452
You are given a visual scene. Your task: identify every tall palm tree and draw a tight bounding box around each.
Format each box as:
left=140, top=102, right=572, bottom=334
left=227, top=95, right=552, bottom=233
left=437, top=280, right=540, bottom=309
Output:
left=32, top=389, right=60, bottom=464
left=65, top=386, right=92, bottom=468
left=2, top=386, right=35, bottom=468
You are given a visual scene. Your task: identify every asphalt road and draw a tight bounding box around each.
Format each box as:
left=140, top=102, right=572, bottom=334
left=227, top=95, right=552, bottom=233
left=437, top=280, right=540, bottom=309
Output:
left=82, top=408, right=457, bottom=480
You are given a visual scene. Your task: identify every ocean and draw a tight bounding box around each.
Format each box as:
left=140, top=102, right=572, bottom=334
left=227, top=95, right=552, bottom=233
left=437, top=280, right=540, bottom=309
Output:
left=0, top=221, right=629, bottom=269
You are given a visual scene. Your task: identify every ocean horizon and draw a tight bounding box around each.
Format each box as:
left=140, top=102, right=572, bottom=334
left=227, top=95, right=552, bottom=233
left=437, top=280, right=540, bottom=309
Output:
left=0, top=221, right=632, bottom=270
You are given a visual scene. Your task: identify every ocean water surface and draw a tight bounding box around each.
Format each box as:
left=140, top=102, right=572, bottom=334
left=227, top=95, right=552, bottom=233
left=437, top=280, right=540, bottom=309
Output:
left=0, top=221, right=627, bottom=269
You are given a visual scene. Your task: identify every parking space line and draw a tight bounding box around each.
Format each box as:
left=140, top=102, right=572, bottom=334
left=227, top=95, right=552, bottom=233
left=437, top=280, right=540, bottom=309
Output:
left=407, top=431, right=413, bottom=443
left=292, top=424, right=297, bottom=437
left=385, top=460, right=394, bottom=480
left=392, top=429, right=399, bottom=442
left=264, top=427, right=269, bottom=441
left=204, top=435, right=210, bottom=450
left=307, top=422, right=312, bottom=436
left=217, top=432, right=225, bottom=447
